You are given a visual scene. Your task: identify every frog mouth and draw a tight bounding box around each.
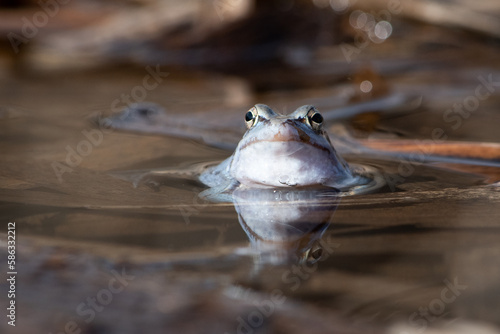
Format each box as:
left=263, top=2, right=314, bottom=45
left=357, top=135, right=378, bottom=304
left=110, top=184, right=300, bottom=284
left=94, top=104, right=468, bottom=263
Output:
left=240, top=121, right=331, bottom=153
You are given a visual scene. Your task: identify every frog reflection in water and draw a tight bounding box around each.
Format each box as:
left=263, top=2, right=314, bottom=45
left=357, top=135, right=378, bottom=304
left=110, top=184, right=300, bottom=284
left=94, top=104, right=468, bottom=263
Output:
left=200, top=104, right=366, bottom=194
left=232, top=187, right=340, bottom=265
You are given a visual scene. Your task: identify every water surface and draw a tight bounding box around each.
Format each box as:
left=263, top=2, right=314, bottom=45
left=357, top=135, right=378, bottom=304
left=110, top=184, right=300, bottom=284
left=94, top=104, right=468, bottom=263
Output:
left=1, top=30, right=500, bottom=334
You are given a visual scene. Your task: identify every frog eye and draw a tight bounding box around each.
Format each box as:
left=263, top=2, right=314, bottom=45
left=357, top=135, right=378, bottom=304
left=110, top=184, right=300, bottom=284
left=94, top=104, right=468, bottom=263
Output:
left=310, top=112, right=323, bottom=124
left=245, top=111, right=254, bottom=122
left=244, top=107, right=258, bottom=128
left=307, top=108, right=323, bottom=129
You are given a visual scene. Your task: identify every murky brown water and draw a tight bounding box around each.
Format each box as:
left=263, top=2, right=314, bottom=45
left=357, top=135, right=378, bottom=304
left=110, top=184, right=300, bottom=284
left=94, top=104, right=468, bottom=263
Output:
left=1, top=66, right=499, bottom=334
left=1, top=1, right=500, bottom=333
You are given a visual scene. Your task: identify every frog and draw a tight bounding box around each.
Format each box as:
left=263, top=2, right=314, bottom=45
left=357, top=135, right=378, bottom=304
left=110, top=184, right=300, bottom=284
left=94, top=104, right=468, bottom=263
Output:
left=198, top=104, right=362, bottom=190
